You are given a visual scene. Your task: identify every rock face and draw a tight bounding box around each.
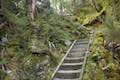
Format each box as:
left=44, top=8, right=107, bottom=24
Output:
left=22, top=56, right=49, bottom=80
left=105, top=42, right=120, bottom=59
left=64, top=40, right=71, bottom=46
left=35, top=60, right=49, bottom=80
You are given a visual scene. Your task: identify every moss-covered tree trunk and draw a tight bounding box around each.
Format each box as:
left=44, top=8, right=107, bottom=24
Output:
left=59, top=0, right=64, bottom=15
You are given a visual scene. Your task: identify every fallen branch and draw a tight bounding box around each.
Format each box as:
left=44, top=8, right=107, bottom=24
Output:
left=83, top=7, right=106, bottom=25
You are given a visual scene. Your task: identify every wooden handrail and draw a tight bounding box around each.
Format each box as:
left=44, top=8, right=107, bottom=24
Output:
left=79, top=30, right=95, bottom=80
left=50, top=40, right=77, bottom=80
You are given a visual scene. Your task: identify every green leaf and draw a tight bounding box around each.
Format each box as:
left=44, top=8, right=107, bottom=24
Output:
left=0, top=59, right=9, bottom=65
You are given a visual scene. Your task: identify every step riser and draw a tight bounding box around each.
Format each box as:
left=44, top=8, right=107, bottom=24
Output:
left=70, top=50, right=86, bottom=53
left=67, top=53, right=85, bottom=57
left=72, top=45, right=88, bottom=49
left=74, top=42, right=88, bottom=45
left=64, top=58, right=84, bottom=63
left=55, top=73, right=81, bottom=79
left=71, top=48, right=87, bottom=50
left=73, top=44, right=88, bottom=48
left=53, top=78, right=79, bottom=80
left=62, top=63, right=83, bottom=66
left=59, top=65, right=82, bottom=70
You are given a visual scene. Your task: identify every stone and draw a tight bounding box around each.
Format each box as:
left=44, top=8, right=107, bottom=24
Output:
left=64, top=40, right=71, bottom=46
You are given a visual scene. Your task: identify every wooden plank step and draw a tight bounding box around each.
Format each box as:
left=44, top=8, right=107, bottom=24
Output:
left=53, top=78, right=79, bottom=80
left=62, top=62, right=83, bottom=66
left=64, top=57, right=84, bottom=63
left=55, top=73, right=80, bottom=79
left=71, top=48, right=87, bottom=51
left=59, top=64, right=82, bottom=70
left=65, top=57, right=84, bottom=60
left=72, top=45, right=88, bottom=49
left=67, top=53, right=85, bottom=57
left=69, top=52, right=80, bottom=54
left=77, top=39, right=89, bottom=42
left=57, top=69, right=81, bottom=74
left=76, top=41, right=88, bottom=43
left=68, top=52, right=85, bottom=55
left=70, top=49, right=86, bottom=53
left=74, top=41, right=88, bottom=45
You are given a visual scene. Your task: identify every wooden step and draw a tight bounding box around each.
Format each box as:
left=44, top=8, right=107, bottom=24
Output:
left=53, top=78, right=79, bottom=80
left=65, top=57, right=84, bottom=60
left=59, top=64, right=82, bottom=70
left=64, top=57, right=84, bottom=63
left=68, top=52, right=85, bottom=57
left=71, top=48, right=87, bottom=51
left=76, top=39, right=89, bottom=42
left=72, top=45, right=88, bottom=49
left=62, top=62, right=83, bottom=66
left=55, top=72, right=80, bottom=79
left=57, top=69, right=81, bottom=74
left=70, top=49, right=86, bottom=53
left=77, top=39, right=89, bottom=42
left=74, top=41, right=88, bottom=45
left=70, top=49, right=86, bottom=51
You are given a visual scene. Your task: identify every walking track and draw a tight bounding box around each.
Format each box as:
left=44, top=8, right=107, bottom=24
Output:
left=51, top=31, right=94, bottom=80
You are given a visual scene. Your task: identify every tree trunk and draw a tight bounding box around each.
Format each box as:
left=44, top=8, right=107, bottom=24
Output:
left=59, top=0, right=64, bottom=15
left=0, top=0, right=3, bottom=11
left=72, top=0, right=79, bottom=15
left=26, top=0, right=36, bottom=20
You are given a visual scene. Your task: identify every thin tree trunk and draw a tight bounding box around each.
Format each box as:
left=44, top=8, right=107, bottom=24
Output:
left=26, top=0, right=36, bottom=20
left=0, top=0, right=3, bottom=11
left=72, top=0, right=77, bottom=14
left=59, top=0, right=64, bottom=15
left=31, top=0, right=36, bottom=20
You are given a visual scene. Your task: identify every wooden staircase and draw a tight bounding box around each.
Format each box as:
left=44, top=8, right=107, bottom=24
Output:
left=50, top=36, right=93, bottom=80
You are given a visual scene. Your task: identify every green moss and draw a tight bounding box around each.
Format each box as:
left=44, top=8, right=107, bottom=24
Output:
left=83, top=31, right=120, bottom=80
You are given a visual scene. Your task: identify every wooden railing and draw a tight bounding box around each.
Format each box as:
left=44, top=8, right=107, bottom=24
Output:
left=50, top=40, right=77, bottom=80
